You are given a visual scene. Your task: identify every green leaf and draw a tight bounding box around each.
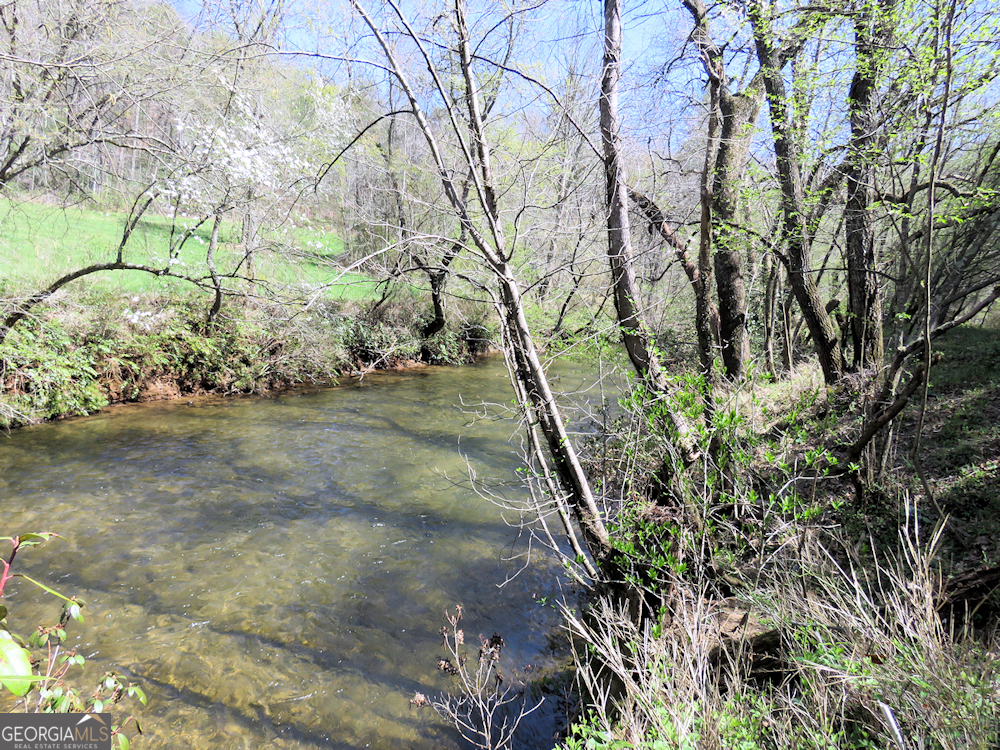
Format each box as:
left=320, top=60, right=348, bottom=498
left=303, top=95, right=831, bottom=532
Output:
left=117, top=733, right=130, bottom=750
left=16, top=533, right=61, bottom=548
left=0, top=631, right=35, bottom=696
left=0, top=605, right=7, bottom=620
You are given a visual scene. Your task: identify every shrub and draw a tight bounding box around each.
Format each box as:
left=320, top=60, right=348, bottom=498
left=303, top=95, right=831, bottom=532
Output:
left=0, top=532, right=145, bottom=748
left=559, top=509, right=1000, bottom=750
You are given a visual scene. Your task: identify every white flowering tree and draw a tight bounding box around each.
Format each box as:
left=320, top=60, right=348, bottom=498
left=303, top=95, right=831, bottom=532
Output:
left=160, top=77, right=344, bottom=311
left=0, top=0, right=348, bottom=343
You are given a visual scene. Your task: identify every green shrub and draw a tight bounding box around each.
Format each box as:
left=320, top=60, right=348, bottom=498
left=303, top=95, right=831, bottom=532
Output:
left=1, top=319, right=109, bottom=425
left=0, top=532, right=145, bottom=747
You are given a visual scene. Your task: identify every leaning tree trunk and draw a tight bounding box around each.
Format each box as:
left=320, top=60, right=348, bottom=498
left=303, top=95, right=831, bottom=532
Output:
left=349, top=0, right=618, bottom=570
left=602, top=0, right=700, bottom=463
left=628, top=189, right=721, bottom=377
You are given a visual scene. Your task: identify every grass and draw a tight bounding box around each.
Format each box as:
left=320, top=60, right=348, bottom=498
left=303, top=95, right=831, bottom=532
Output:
left=900, top=324, right=1000, bottom=568
left=0, top=195, right=499, bottom=428
left=0, top=197, right=379, bottom=301
left=726, top=321, right=1000, bottom=568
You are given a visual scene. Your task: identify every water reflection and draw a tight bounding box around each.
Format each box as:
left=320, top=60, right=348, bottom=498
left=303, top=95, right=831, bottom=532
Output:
left=0, top=358, right=603, bottom=749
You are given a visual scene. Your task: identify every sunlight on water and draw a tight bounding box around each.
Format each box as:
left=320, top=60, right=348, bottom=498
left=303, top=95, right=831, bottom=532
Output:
left=0, top=358, right=607, bottom=749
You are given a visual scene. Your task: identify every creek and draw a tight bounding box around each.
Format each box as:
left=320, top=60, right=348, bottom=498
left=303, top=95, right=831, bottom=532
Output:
left=0, top=357, right=611, bottom=749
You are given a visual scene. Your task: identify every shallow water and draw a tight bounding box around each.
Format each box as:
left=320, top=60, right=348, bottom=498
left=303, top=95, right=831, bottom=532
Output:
left=0, top=358, right=607, bottom=749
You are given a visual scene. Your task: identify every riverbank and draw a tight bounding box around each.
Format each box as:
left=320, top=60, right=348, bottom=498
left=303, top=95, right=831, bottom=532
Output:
left=557, top=322, right=1000, bottom=750
left=0, top=290, right=493, bottom=430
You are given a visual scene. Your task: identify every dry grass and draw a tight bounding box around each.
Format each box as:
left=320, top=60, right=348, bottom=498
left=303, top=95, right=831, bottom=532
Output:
left=559, top=502, right=1000, bottom=750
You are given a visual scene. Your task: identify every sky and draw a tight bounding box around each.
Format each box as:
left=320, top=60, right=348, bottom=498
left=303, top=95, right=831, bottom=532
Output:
left=163, top=0, right=847, bottom=175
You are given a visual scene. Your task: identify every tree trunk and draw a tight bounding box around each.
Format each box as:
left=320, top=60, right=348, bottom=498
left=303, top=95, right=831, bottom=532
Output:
left=497, top=270, right=615, bottom=561
left=421, top=236, right=463, bottom=338
left=241, top=185, right=258, bottom=281
left=762, top=250, right=780, bottom=378
left=206, top=213, right=224, bottom=324
left=682, top=0, right=762, bottom=381
left=628, top=189, right=721, bottom=371
left=749, top=0, right=843, bottom=384
left=602, top=0, right=700, bottom=463
left=712, top=88, right=761, bottom=380
left=696, top=68, right=722, bottom=383
left=349, top=0, right=617, bottom=569
left=845, top=0, right=892, bottom=370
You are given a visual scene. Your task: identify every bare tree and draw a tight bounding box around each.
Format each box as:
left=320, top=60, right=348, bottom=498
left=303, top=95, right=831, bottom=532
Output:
left=0, top=0, right=171, bottom=191
left=346, top=0, right=615, bottom=569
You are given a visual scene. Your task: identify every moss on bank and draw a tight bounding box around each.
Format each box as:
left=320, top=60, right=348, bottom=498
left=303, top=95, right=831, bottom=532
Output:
left=0, top=292, right=494, bottom=429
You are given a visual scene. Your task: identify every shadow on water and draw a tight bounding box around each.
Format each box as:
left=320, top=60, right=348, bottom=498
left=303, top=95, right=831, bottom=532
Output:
left=101, top=550, right=560, bottom=749
left=0, top=358, right=601, bottom=749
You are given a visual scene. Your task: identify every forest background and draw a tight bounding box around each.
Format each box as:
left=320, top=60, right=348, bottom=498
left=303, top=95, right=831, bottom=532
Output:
left=2, top=0, right=1000, bottom=748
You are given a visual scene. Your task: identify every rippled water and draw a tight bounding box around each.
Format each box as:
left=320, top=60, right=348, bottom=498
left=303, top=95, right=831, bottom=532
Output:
left=0, top=358, right=605, bottom=749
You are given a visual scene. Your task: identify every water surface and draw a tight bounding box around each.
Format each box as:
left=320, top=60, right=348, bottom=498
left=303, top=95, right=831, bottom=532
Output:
left=0, top=358, right=604, bottom=748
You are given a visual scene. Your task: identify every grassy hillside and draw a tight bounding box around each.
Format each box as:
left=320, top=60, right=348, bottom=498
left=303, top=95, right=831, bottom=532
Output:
left=0, top=198, right=377, bottom=301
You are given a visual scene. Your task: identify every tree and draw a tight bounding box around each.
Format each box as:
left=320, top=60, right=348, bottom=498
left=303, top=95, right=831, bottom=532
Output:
left=602, top=0, right=701, bottom=461
left=844, top=0, right=894, bottom=370
left=0, top=0, right=171, bottom=192
left=0, top=0, right=206, bottom=343
left=344, top=0, right=613, bottom=574
left=844, top=0, right=1000, bottom=465
left=350, top=37, right=512, bottom=344
left=746, top=0, right=845, bottom=384
left=0, top=0, right=348, bottom=345
left=681, top=0, right=766, bottom=381
left=730, top=0, right=1000, bottom=462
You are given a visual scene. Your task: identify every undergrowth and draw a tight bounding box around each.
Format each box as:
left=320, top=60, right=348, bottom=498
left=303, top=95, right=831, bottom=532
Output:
left=556, top=328, right=1000, bottom=750
left=0, top=291, right=496, bottom=429
left=560, top=511, right=1000, bottom=750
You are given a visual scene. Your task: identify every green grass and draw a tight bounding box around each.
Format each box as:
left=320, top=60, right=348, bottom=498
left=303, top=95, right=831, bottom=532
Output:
left=0, top=198, right=378, bottom=301
left=915, top=325, right=1000, bottom=479
left=915, top=325, right=1000, bottom=556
